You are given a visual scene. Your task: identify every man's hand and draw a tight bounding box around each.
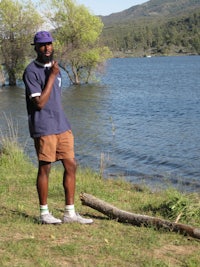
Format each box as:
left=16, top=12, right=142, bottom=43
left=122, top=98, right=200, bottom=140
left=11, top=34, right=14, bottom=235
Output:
left=51, top=61, right=60, bottom=76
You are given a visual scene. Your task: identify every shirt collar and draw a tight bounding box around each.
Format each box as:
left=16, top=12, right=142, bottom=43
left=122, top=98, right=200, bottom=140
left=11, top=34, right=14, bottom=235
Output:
left=34, top=60, right=52, bottom=68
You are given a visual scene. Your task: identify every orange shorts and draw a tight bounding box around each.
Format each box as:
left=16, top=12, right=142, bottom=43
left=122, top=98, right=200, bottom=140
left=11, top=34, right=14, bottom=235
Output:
left=34, top=130, right=75, bottom=162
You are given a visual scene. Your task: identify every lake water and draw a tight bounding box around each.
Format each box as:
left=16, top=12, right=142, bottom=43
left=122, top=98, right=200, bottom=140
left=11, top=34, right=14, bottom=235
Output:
left=0, top=56, right=200, bottom=192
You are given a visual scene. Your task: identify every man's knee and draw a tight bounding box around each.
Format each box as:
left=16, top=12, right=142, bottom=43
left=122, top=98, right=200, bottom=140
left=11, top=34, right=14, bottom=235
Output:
left=38, top=161, right=51, bottom=176
left=62, top=158, right=77, bottom=172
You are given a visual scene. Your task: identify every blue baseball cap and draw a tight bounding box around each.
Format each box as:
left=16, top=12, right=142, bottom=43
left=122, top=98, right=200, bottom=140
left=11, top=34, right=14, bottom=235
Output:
left=31, top=31, right=54, bottom=45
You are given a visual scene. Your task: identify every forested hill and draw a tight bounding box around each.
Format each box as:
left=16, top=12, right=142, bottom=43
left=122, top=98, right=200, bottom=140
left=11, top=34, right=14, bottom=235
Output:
left=100, top=0, right=200, bottom=57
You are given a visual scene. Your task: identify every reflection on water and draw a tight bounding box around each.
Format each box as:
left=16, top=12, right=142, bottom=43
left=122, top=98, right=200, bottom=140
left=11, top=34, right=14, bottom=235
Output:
left=1, top=56, right=200, bottom=192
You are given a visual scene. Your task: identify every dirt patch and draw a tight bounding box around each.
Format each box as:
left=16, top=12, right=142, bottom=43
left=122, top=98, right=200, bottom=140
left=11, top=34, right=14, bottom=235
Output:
left=153, top=244, right=198, bottom=265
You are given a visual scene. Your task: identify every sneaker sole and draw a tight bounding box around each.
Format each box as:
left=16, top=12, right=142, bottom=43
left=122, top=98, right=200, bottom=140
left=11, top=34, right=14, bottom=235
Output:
left=40, top=221, right=62, bottom=225
left=63, top=219, right=93, bottom=224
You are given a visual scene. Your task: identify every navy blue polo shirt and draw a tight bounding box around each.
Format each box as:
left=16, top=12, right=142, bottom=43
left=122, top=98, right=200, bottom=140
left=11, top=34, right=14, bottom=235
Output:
left=23, top=60, right=71, bottom=138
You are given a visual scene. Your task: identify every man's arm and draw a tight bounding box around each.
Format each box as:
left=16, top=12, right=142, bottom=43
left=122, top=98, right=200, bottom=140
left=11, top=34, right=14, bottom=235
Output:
left=32, top=61, right=60, bottom=110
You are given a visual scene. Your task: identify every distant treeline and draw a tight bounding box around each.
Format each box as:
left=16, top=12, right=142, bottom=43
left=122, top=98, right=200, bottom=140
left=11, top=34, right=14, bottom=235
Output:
left=100, top=10, right=200, bottom=57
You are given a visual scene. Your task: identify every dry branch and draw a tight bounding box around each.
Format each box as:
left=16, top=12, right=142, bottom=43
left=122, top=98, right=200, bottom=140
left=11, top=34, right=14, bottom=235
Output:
left=80, top=193, right=200, bottom=239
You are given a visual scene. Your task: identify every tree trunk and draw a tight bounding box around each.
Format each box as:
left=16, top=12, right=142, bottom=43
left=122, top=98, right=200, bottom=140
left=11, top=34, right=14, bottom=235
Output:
left=0, top=69, right=6, bottom=86
left=72, top=66, right=80, bottom=85
left=80, top=193, right=200, bottom=239
left=8, top=69, right=16, bottom=86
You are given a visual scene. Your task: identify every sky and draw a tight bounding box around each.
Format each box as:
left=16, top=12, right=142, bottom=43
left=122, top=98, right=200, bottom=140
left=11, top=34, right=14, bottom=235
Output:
left=33, top=1, right=149, bottom=16
left=76, top=0, right=149, bottom=16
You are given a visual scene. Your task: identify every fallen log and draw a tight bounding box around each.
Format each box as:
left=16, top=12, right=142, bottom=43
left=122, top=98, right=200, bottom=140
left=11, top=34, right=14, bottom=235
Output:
left=80, top=193, right=200, bottom=239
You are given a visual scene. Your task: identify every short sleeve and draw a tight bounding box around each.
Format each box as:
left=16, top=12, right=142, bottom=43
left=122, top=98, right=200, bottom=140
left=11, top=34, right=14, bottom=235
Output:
left=23, top=69, right=42, bottom=98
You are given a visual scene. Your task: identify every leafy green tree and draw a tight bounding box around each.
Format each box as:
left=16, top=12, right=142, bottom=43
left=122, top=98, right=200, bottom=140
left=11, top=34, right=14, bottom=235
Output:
left=193, top=36, right=200, bottom=54
left=0, top=0, right=43, bottom=86
left=145, top=26, right=153, bottom=48
left=49, top=0, right=112, bottom=84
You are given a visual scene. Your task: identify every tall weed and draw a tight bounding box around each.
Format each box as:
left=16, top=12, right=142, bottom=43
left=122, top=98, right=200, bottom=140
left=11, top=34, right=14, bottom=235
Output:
left=0, top=114, right=24, bottom=163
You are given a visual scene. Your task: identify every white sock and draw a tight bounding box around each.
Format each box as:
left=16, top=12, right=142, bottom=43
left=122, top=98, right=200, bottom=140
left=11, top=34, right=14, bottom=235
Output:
left=40, top=204, right=49, bottom=215
left=65, top=204, right=75, bottom=217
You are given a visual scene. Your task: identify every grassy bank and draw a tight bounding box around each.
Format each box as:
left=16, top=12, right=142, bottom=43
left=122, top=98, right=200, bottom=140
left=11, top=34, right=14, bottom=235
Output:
left=0, top=140, right=200, bottom=267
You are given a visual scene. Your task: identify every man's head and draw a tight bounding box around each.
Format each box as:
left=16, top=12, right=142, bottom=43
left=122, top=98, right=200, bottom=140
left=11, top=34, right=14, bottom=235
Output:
left=32, top=31, right=54, bottom=64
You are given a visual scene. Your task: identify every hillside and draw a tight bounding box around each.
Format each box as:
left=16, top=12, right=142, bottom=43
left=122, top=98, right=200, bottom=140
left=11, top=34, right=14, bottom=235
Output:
left=101, top=0, right=200, bottom=25
left=100, top=0, right=200, bottom=57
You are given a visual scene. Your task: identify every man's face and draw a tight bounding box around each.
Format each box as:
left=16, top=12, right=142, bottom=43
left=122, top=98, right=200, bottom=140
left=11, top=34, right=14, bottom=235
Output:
left=35, top=42, right=54, bottom=63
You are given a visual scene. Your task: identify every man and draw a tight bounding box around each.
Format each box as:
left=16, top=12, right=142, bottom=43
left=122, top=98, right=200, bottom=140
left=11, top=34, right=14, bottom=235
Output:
left=23, top=31, right=93, bottom=225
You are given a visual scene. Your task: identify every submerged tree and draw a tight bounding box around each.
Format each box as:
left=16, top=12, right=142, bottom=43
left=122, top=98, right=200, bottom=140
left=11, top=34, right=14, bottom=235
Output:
left=0, top=0, right=43, bottom=86
left=49, top=0, right=112, bottom=85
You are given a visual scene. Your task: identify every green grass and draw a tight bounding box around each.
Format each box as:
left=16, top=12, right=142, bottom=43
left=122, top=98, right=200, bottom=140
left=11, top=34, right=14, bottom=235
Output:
left=0, top=140, right=200, bottom=266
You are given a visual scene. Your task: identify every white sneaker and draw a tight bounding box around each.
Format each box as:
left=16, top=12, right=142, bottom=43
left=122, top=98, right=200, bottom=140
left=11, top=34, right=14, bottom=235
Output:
left=63, top=212, right=93, bottom=224
left=40, top=213, right=62, bottom=224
